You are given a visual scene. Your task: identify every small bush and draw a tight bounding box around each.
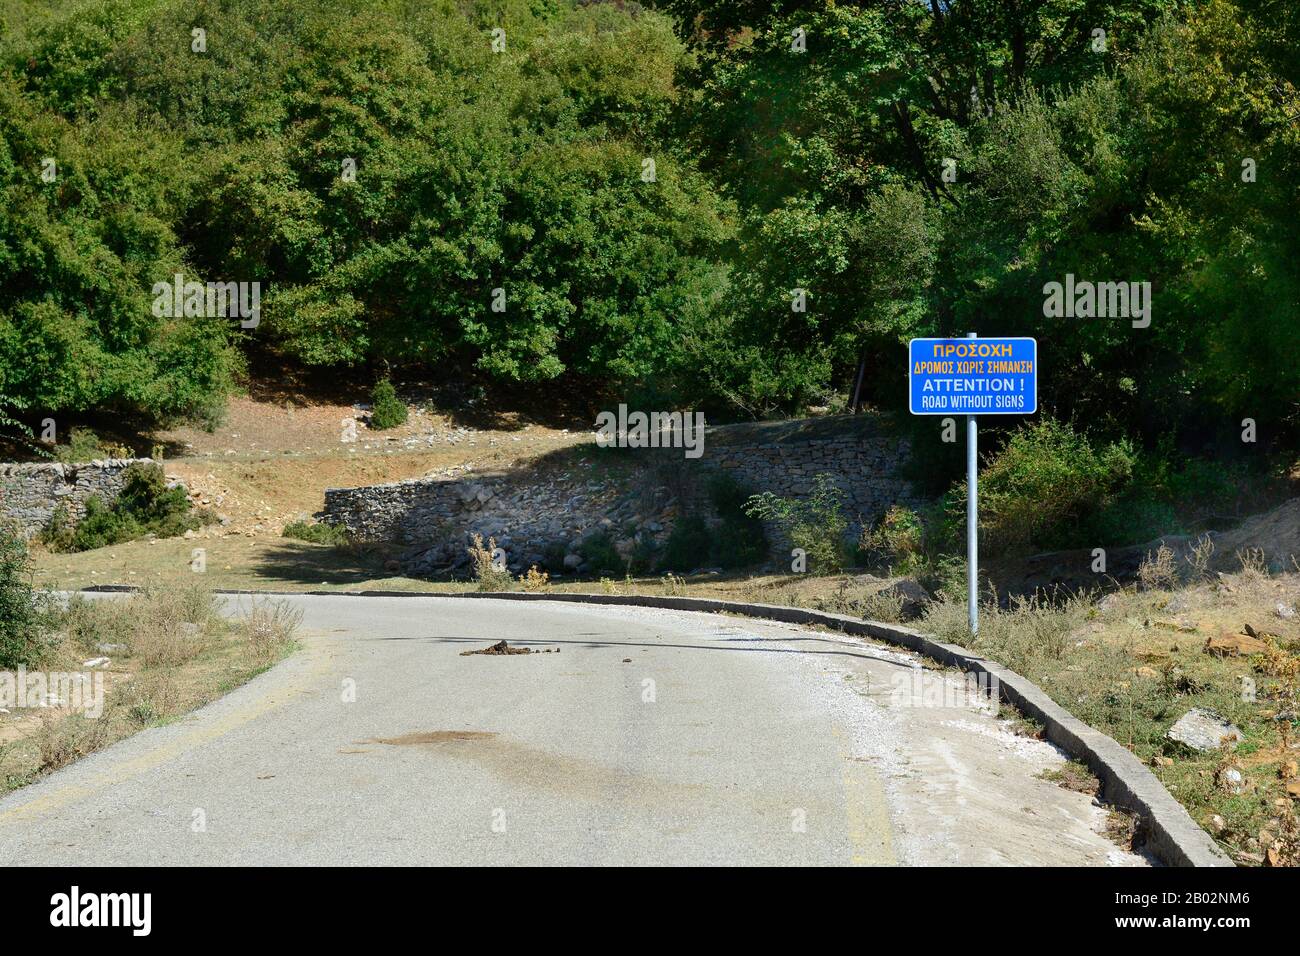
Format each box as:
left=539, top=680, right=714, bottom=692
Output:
left=70, top=495, right=142, bottom=551
left=282, top=520, right=349, bottom=546
left=579, top=531, right=622, bottom=574
left=42, top=463, right=208, bottom=553
left=945, top=418, right=1135, bottom=553
left=860, top=505, right=926, bottom=570
left=661, top=572, right=687, bottom=595
left=52, top=427, right=131, bottom=463
left=35, top=714, right=113, bottom=773
left=468, top=534, right=512, bottom=590
left=370, top=378, right=408, bottom=430
left=518, top=566, right=549, bottom=591
left=659, top=515, right=712, bottom=572
left=707, top=472, right=767, bottom=567
left=240, top=600, right=302, bottom=663
left=0, top=524, right=48, bottom=667
left=1137, top=544, right=1179, bottom=590
left=116, top=463, right=195, bottom=531
left=38, top=502, right=78, bottom=552
left=745, top=473, right=849, bottom=573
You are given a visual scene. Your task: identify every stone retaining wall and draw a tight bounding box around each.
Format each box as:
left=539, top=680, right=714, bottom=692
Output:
left=319, top=415, right=921, bottom=575
left=0, top=459, right=153, bottom=537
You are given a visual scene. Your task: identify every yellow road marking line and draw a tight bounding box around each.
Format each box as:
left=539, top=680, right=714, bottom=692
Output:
left=832, top=723, right=897, bottom=866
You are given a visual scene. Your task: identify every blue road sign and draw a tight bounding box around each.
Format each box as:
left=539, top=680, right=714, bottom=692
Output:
left=908, top=337, right=1037, bottom=416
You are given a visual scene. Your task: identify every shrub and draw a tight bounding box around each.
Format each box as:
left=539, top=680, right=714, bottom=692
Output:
left=370, top=379, right=408, bottom=430
left=945, top=418, right=1135, bottom=553
left=860, top=505, right=926, bottom=570
left=0, top=523, right=47, bottom=667
left=38, top=502, right=78, bottom=552
left=745, top=473, right=850, bottom=573
left=518, top=566, right=550, bottom=591
left=1137, top=544, right=1179, bottom=590
left=42, top=463, right=207, bottom=552
left=70, top=495, right=141, bottom=551
left=240, top=599, right=302, bottom=663
left=52, top=427, right=131, bottom=463
left=579, top=531, right=623, bottom=574
left=282, top=520, right=349, bottom=546
left=468, top=534, right=512, bottom=590
left=116, top=463, right=197, bottom=534
left=706, top=472, right=767, bottom=567
left=659, top=515, right=712, bottom=572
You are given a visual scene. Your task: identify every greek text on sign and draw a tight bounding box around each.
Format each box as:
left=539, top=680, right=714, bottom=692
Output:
left=908, top=337, right=1037, bottom=415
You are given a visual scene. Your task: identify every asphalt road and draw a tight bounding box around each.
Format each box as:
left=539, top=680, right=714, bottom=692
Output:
left=0, top=595, right=1145, bottom=866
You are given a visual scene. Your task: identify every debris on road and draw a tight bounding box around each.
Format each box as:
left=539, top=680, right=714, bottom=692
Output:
left=460, top=640, right=559, bottom=656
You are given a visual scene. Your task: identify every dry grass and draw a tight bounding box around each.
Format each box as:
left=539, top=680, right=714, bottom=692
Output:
left=918, top=563, right=1300, bottom=866
left=0, top=586, right=299, bottom=792
left=1039, top=759, right=1101, bottom=795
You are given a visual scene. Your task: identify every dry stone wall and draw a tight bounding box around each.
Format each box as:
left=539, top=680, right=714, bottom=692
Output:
left=319, top=415, right=921, bottom=575
left=0, top=459, right=154, bottom=537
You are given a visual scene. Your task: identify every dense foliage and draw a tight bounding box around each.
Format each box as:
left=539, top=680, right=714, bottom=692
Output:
left=40, top=461, right=209, bottom=551
left=0, top=0, right=1295, bottom=461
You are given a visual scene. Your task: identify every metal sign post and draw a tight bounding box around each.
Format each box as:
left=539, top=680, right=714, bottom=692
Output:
left=966, top=332, right=978, bottom=634
left=907, top=334, right=1038, bottom=636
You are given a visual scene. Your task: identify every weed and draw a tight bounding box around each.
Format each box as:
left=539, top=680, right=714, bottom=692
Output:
left=282, top=520, right=349, bottom=546
left=1138, top=544, right=1178, bottom=590
left=661, top=572, right=687, bottom=596
left=468, top=534, right=512, bottom=591
left=240, top=599, right=302, bottom=662
left=518, top=566, right=549, bottom=592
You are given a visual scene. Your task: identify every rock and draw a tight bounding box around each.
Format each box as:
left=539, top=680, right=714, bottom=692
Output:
left=1220, top=767, right=1246, bottom=794
left=1097, top=593, right=1121, bottom=613
left=1277, top=602, right=1297, bottom=620
left=1167, top=707, right=1243, bottom=752
left=82, top=657, right=111, bottom=668
left=562, top=553, right=582, bottom=570
left=876, top=579, right=932, bottom=621
left=1208, top=814, right=1227, bottom=834
left=1204, top=631, right=1269, bottom=657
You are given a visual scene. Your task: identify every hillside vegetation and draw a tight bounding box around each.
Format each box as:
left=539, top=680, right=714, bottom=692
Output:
left=0, top=0, right=1295, bottom=558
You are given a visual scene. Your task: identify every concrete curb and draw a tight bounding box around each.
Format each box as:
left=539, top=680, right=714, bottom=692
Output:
left=82, top=585, right=1234, bottom=867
